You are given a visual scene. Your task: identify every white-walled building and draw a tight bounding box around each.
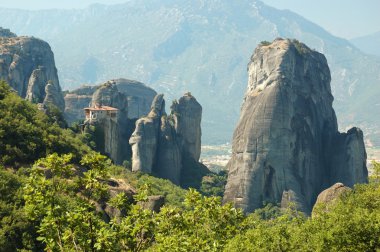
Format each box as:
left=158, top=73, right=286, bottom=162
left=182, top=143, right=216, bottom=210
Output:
left=84, top=105, right=118, bottom=122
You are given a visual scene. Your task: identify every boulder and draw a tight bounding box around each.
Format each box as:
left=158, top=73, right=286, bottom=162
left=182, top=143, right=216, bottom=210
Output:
left=312, top=182, right=351, bottom=217
left=138, top=195, right=165, bottom=213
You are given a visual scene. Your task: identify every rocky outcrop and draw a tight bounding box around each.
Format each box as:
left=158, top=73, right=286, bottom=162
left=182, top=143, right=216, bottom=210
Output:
left=130, top=93, right=203, bottom=185
left=155, top=116, right=182, bottom=184
left=311, top=183, right=351, bottom=217
left=129, top=94, right=165, bottom=173
left=115, top=79, right=158, bottom=119
left=43, top=82, right=65, bottom=110
left=138, top=195, right=165, bottom=213
left=330, top=128, right=368, bottom=187
left=172, top=93, right=202, bottom=161
left=64, top=78, right=156, bottom=125
left=63, top=86, right=97, bottom=124
left=91, top=81, right=127, bottom=112
left=0, top=29, right=64, bottom=110
left=75, top=79, right=156, bottom=165
left=0, top=27, right=16, bottom=38
left=223, top=38, right=368, bottom=214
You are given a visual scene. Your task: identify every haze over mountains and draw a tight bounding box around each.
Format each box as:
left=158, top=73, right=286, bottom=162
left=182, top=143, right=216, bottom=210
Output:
left=351, top=30, right=380, bottom=57
left=0, top=0, right=379, bottom=145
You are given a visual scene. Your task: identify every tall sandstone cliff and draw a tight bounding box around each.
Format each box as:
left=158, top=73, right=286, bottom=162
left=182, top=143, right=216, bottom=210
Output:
left=130, top=93, right=202, bottom=185
left=80, top=79, right=157, bottom=165
left=223, top=38, right=368, bottom=214
left=0, top=28, right=64, bottom=110
left=64, top=78, right=156, bottom=124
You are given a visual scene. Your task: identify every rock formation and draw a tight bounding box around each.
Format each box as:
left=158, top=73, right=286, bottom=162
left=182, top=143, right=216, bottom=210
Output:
left=156, top=116, right=182, bottom=184
left=63, top=86, right=98, bottom=124
left=68, top=79, right=156, bottom=165
left=138, top=195, right=166, bottom=213
left=129, top=94, right=165, bottom=174
left=0, top=28, right=64, bottom=110
left=311, top=182, right=351, bottom=217
left=223, top=38, right=368, bottom=214
left=172, top=93, right=202, bottom=161
left=0, top=27, right=16, bottom=38
left=64, top=78, right=156, bottom=125
left=130, top=92, right=202, bottom=185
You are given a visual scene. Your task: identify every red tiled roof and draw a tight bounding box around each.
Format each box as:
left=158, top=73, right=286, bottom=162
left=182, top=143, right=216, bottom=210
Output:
left=84, top=106, right=118, bottom=111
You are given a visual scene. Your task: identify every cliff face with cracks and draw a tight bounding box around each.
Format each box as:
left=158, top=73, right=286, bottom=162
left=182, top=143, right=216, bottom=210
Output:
left=68, top=79, right=157, bottom=164
left=130, top=93, right=202, bottom=185
left=0, top=28, right=64, bottom=110
left=223, top=38, right=367, bottom=214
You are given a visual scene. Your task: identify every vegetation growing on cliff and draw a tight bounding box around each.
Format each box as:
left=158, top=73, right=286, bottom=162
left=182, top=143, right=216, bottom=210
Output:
left=1, top=153, right=379, bottom=251
left=0, top=80, right=91, bottom=166
left=0, top=80, right=379, bottom=251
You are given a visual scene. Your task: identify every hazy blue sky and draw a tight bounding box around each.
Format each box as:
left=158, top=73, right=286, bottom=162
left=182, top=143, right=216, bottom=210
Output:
left=0, top=0, right=378, bottom=39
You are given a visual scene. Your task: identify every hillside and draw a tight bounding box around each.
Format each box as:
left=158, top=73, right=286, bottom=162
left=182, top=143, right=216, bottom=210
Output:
left=351, top=30, right=380, bottom=57
left=0, top=0, right=379, bottom=145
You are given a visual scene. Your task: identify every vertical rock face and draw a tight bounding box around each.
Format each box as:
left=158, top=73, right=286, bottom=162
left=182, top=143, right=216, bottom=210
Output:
left=155, top=116, right=182, bottom=184
left=223, top=38, right=368, bottom=214
left=129, top=93, right=202, bottom=185
left=0, top=29, right=64, bottom=110
left=43, top=82, right=65, bottom=111
left=330, top=128, right=368, bottom=187
left=25, top=67, right=48, bottom=103
left=99, top=117, right=120, bottom=164
left=129, top=94, right=165, bottom=173
left=172, top=92, right=202, bottom=161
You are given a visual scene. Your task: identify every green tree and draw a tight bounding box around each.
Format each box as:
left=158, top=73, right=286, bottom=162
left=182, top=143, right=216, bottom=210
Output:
left=23, top=153, right=117, bottom=251
left=371, top=160, right=380, bottom=183
left=152, top=189, right=244, bottom=251
left=115, top=205, right=156, bottom=251
left=0, top=80, right=91, bottom=166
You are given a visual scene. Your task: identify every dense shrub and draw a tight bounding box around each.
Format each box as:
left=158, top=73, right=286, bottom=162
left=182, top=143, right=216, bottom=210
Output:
left=1, top=153, right=379, bottom=251
left=0, top=81, right=91, bottom=166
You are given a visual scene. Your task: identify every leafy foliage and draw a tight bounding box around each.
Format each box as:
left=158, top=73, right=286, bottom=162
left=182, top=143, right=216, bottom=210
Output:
left=200, top=170, right=227, bottom=197
left=180, top=155, right=211, bottom=190
left=371, top=160, right=380, bottom=183
left=0, top=169, right=42, bottom=251
left=0, top=81, right=91, bottom=166
left=151, top=189, right=244, bottom=251
left=0, top=84, right=379, bottom=251
left=1, top=155, right=380, bottom=251
left=225, top=179, right=380, bottom=252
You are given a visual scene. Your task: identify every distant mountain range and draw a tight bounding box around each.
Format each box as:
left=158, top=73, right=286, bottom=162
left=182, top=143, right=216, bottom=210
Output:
left=351, top=31, right=380, bottom=57
left=0, top=0, right=379, bottom=145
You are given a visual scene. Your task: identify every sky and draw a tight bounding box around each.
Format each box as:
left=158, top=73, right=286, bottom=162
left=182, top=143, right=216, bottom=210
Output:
left=0, top=0, right=379, bottom=39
